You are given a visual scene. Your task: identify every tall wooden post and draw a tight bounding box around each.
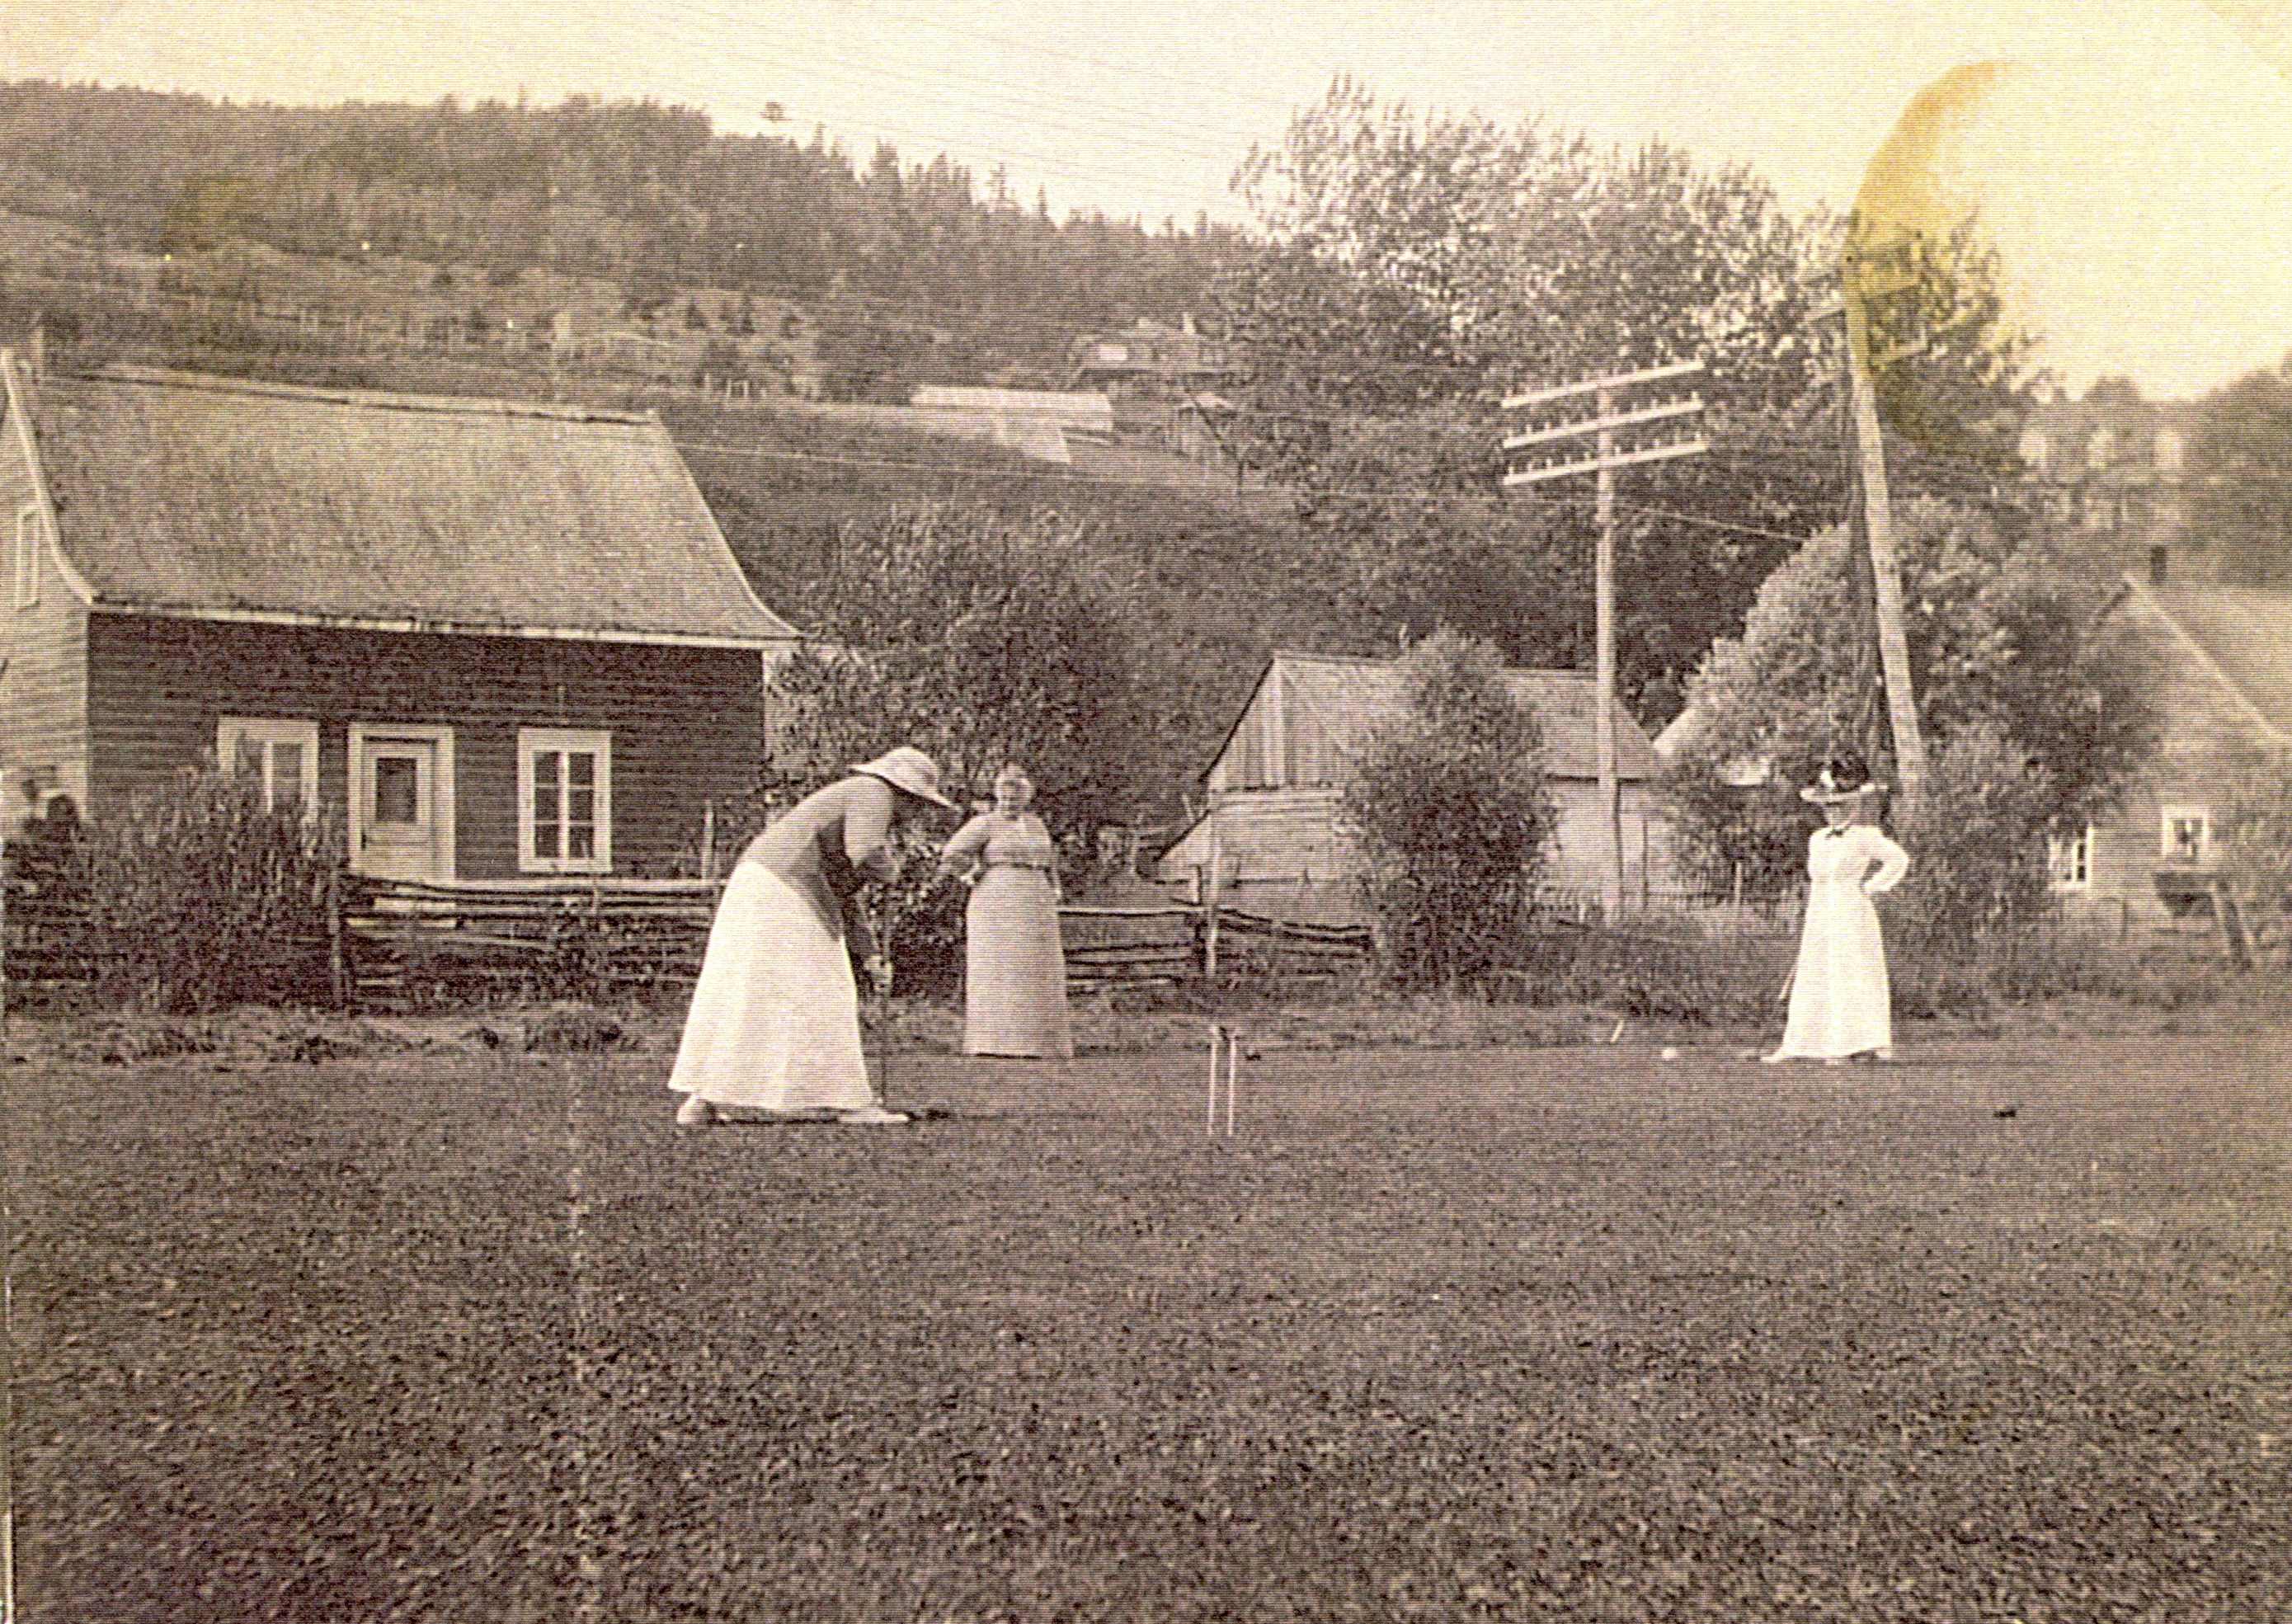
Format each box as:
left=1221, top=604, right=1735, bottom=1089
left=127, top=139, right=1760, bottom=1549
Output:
left=1593, top=384, right=1621, bottom=915
left=1840, top=285, right=1928, bottom=809
left=1501, top=360, right=1707, bottom=917
left=1805, top=239, right=1931, bottom=812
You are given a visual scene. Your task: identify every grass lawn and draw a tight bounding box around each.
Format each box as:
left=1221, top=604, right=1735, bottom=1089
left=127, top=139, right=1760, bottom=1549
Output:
left=7, top=1028, right=2290, bottom=1622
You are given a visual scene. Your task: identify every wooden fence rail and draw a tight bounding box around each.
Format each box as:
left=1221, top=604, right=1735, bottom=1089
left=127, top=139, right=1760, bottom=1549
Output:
left=3, top=875, right=1374, bottom=1009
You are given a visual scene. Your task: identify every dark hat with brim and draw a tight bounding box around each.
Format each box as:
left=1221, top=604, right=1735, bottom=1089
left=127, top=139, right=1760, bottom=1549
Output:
left=1800, top=757, right=1881, bottom=805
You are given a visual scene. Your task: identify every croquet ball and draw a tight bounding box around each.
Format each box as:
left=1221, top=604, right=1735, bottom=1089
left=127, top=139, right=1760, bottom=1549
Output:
left=1659, top=1047, right=1682, bottom=1061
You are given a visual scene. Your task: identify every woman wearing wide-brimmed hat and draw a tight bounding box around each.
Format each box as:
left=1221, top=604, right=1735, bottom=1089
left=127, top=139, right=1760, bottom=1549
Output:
left=1763, top=755, right=1912, bottom=1066
left=936, top=762, right=1075, bottom=1059
left=670, top=747, right=953, bottom=1126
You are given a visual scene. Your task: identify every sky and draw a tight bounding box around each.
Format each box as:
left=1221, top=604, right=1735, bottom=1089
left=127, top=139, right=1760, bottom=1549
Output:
left=6, top=0, right=2291, bottom=398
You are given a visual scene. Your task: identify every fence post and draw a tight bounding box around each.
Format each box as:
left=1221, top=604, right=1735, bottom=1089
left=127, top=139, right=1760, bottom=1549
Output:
left=327, top=866, right=349, bottom=1011
left=1201, top=860, right=1221, bottom=981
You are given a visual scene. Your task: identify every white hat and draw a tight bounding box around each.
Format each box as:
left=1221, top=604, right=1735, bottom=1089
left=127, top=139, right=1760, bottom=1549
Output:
left=850, top=746, right=955, bottom=809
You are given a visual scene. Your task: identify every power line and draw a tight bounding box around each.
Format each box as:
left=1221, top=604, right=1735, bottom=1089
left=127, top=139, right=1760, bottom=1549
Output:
left=666, top=435, right=1831, bottom=545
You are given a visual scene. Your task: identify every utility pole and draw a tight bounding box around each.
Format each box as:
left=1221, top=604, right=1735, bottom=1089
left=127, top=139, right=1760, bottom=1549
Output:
left=1805, top=239, right=1929, bottom=811
left=1500, top=359, right=1706, bottom=916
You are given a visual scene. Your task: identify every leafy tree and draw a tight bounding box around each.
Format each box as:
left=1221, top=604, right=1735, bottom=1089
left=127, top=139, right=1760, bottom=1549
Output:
left=2216, top=746, right=2292, bottom=954
left=765, top=502, right=1155, bottom=983
left=1218, top=80, right=2045, bottom=716
left=2192, top=354, right=2292, bottom=586
left=1338, top=629, right=1558, bottom=986
left=1660, top=497, right=2153, bottom=902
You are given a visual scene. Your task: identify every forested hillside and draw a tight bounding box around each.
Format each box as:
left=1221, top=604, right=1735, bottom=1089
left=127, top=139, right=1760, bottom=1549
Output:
left=0, top=81, right=1236, bottom=389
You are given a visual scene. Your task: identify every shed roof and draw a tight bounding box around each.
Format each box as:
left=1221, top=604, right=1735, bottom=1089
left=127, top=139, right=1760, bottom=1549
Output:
left=20, top=363, right=800, bottom=647
left=1219, top=649, right=1661, bottom=782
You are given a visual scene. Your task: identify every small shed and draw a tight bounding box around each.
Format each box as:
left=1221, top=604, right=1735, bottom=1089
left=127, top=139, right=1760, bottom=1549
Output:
left=1, top=356, right=802, bottom=881
left=1155, top=650, right=1677, bottom=923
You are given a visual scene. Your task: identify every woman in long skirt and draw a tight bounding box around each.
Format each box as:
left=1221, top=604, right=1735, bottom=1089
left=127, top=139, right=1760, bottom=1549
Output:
left=669, top=747, right=953, bottom=1126
left=937, top=762, right=1074, bottom=1059
left=1764, top=757, right=1912, bottom=1066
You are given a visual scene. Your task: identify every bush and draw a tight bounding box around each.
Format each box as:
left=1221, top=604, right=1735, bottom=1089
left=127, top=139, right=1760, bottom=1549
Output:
left=67, top=764, right=345, bottom=1012
left=1339, top=630, right=1557, bottom=988
left=1887, top=723, right=2060, bottom=944
left=2218, top=746, right=2292, bottom=958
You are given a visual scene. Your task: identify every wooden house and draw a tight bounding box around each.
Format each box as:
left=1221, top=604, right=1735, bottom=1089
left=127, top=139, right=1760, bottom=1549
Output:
left=1155, top=650, right=1675, bottom=923
left=1065, top=316, right=1233, bottom=401
left=2048, top=563, right=2291, bottom=929
left=1, top=355, right=802, bottom=882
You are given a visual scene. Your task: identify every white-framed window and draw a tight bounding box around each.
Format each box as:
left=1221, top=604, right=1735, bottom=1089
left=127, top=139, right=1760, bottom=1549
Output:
left=518, top=727, right=612, bottom=873
left=2087, top=427, right=2115, bottom=470
left=13, top=504, right=40, bottom=610
left=2155, top=428, right=2185, bottom=473
left=2160, top=803, right=2210, bottom=868
left=2047, top=823, right=2092, bottom=888
left=218, top=717, right=319, bottom=814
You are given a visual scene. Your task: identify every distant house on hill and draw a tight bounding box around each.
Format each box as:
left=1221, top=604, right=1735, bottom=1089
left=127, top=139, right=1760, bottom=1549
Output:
left=1066, top=315, right=1232, bottom=401
left=0, top=355, right=802, bottom=881
left=1155, top=650, right=1675, bottom=924
left=2017, top=386, right=2201, bottom=561
left=2050, top=553, right=2291, bottom=930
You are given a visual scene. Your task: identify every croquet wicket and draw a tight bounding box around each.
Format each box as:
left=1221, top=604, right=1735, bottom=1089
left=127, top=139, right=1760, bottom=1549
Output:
left=1206, top=1021, right=1241, bottom=1136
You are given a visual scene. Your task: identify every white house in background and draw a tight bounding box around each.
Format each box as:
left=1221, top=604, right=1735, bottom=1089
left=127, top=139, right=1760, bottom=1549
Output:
left=1155, top=650, right=1678, bottom=924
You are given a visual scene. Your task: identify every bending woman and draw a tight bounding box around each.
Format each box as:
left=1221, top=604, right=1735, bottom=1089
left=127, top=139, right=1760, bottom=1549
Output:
left=670, top=747, right=953, bottom=1125
left=937, top=762, right=1075, bottom=1059
left=1763, top=756, right=1911, bottom=1066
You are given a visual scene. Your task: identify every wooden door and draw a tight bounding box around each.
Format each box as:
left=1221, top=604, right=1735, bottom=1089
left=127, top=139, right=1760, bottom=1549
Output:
left=358, top=735, right=442, bottom=881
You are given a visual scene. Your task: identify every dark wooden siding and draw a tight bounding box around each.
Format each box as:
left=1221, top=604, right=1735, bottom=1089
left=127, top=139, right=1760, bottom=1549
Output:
left=2059, top=587, right=2285, bottom=926
left=85, top=615, right=765, bottom=878
left=0, top=384, right=91, bottom=812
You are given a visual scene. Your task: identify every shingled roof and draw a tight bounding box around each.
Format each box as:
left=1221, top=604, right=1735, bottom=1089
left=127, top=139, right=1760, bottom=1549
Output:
left=2137, top=579, right=2292, bottom=742
left=20, top=364, right=800, bottom=648
left=1217, top=649, right=1660, bottom=783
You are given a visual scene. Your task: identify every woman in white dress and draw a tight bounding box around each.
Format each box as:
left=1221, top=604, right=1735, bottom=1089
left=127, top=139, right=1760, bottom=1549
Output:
left=669, top=746, right=954, bottom=1126
left=1763, top=757, right=1912, bottom=1066
left=936, top=763, right=1074, bottom=1059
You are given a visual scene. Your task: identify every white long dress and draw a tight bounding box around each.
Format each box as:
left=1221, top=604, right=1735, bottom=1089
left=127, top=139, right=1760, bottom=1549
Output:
left=1773, top=822, right=1912, bottom=1061
left=941, top=812, right=1074, bottom=1059
left=665, top=862, right=874, bottom=1112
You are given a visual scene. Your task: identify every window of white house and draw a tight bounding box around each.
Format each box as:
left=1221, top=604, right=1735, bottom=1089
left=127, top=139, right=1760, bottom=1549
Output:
left=2087, top=427, right=2114, bottom=470
left=217, top=718, right=319, bottom=813
left=519, top=727, right=612, bottom=873
left=2160, top=803, right=2210, bottom=867
left=14, top=505, right=40, bottom=610
left=2047, top=824, right=2093, bottom=888
left=2155, top=428, right=2185, bottom=473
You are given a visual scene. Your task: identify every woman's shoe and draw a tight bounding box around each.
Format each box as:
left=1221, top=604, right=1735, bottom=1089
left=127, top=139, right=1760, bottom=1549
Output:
left=1759, top=1050, right=1790, bottom=1065
left=674, top=1094, right=719, bottom=1127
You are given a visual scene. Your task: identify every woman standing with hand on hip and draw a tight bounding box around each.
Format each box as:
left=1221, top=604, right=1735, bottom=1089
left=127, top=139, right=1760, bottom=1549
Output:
left=937, top=762, right=1074, bottom=1059
left=1763, top=756, right=1912, bottom=1066
left=670, top=746, right=954, bottom=1126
